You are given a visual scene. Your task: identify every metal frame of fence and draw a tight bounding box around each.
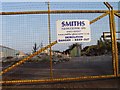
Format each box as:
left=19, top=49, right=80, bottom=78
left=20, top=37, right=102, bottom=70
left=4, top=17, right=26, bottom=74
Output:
left=0, top=2, right=120, bottom=84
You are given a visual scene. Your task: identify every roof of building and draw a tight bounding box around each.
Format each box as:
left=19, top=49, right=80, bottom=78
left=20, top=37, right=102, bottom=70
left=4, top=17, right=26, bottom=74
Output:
left=0, top=45, right=16, bottom=51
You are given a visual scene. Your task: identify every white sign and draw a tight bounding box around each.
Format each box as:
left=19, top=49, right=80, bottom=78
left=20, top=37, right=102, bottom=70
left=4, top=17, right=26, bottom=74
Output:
left=57, top=20, right=91, bottom=43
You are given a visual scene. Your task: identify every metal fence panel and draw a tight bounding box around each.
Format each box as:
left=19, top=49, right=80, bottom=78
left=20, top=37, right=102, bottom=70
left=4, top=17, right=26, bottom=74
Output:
left=0, top=2, right=119, bottom=84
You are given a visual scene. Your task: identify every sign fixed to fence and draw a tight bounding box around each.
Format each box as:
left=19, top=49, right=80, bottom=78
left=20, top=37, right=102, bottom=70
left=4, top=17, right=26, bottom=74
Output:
left=57, top=20, right=91, bottom=43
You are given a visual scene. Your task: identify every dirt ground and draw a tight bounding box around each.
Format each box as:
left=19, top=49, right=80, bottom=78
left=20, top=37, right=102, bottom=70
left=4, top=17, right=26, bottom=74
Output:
left=1, top=56, right=120, bottom=89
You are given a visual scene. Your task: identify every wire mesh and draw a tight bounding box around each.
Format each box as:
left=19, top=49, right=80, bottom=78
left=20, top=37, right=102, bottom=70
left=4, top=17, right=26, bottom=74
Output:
left=51, top=13, right=113, bottom=78
left=1, top=14, right=51, bottom=80
left=1, top=2, right=119, bottom=83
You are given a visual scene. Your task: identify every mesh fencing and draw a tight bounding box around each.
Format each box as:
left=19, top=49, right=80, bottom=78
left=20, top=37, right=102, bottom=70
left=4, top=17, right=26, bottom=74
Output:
left=1, top=2, right=119, bottom=81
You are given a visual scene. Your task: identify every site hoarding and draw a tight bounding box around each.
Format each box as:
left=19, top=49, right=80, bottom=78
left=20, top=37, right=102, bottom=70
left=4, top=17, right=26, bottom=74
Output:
left=57, top=20, right=91, bottom=43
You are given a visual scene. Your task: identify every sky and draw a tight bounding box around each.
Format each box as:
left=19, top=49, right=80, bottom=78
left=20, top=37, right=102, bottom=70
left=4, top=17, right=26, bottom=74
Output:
left=0, top=2, right=119, bottom=53
left=0, top=0, right=120, bottom=2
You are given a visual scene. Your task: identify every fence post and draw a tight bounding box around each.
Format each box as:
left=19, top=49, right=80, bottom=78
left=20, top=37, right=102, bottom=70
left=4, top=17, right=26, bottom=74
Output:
left=104, top=2, right=119, bottom=77
left=47, top=1, right=53, bottom=79
left=111, top=10, right=119, bottom=76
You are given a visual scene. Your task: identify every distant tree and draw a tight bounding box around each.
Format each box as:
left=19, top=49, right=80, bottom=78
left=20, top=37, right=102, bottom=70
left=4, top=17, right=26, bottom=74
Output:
left=32, top=43, right=40, bottom=53
left=16, top=52, right=20, bottom=57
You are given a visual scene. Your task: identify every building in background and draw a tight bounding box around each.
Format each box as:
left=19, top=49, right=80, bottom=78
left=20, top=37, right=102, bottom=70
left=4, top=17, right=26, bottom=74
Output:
left=0, top=45, right=25, bottom=58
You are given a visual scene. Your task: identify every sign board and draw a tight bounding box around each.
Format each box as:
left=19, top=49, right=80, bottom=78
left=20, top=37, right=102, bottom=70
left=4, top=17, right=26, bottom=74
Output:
left=57, top=20, right=91, bottom=43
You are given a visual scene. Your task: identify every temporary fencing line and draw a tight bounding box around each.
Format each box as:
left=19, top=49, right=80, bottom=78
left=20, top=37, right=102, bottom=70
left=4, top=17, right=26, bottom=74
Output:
left=1, top=2, right=119, bottom=84
left=1, top=11, right=109, bottom=75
